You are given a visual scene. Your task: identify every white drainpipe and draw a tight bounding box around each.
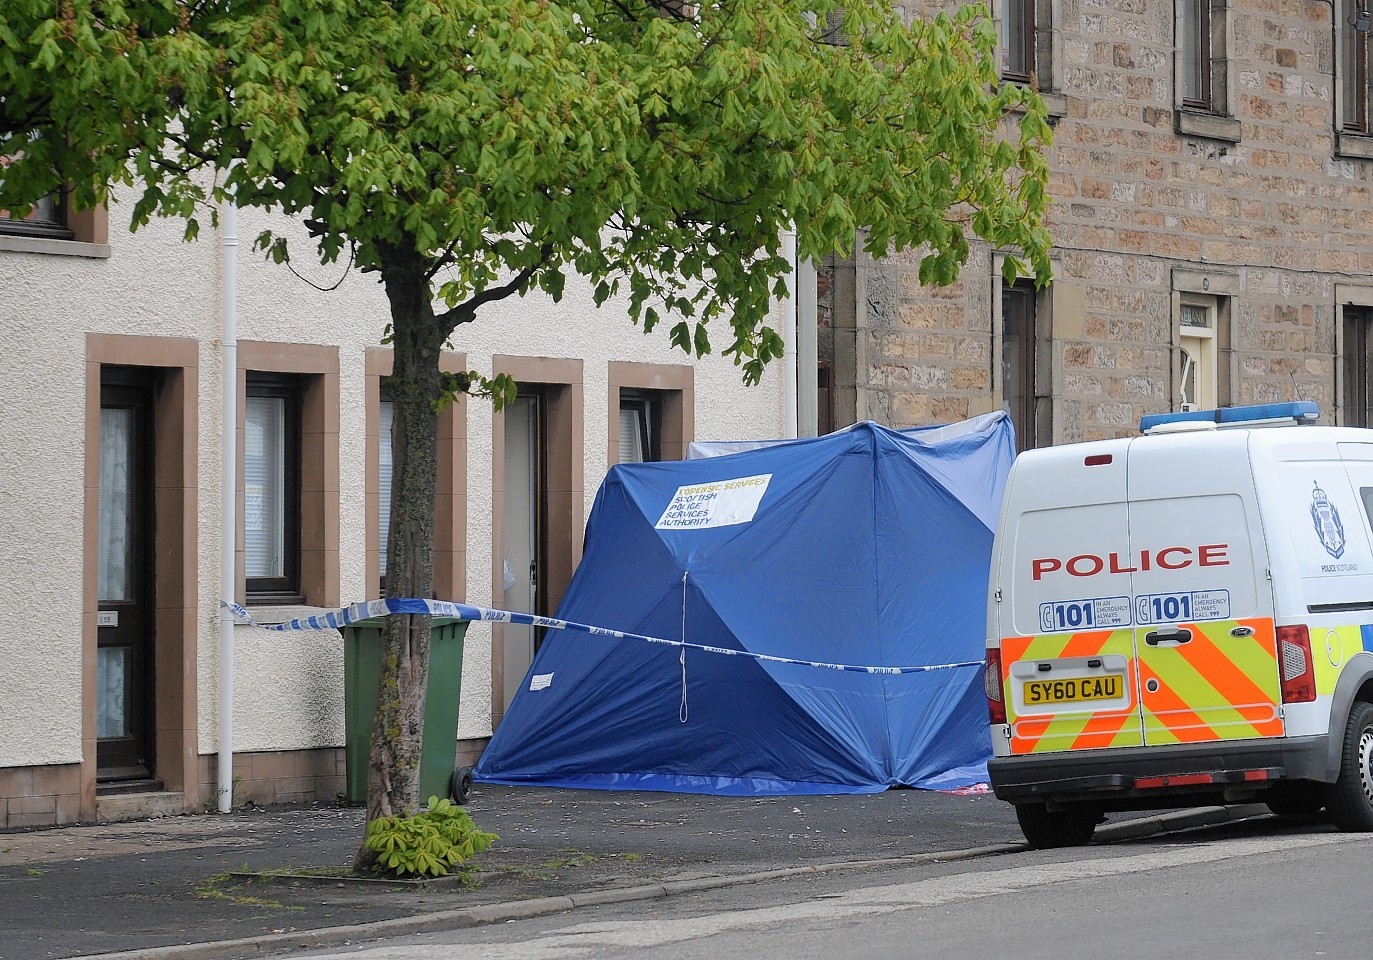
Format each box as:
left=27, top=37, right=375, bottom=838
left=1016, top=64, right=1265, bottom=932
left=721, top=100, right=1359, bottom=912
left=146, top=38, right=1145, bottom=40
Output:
left=782, top=228, right=799, bottom=438
left=218, top=188, right=238, bottom=813
left=796, top=257, right=818, bottom=437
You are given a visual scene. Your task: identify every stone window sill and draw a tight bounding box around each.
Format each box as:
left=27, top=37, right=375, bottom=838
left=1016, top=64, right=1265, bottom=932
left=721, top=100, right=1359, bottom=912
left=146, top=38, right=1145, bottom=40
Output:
left=1337, top=132, right=1373, bottom=160
left=1039, top=92, right=1067, bottom=120
left=0, top=234, right=111, bottom=258
left=1175, top=110, right=1242, bottom=143
left=1006, top=90, right=1068, bottom=125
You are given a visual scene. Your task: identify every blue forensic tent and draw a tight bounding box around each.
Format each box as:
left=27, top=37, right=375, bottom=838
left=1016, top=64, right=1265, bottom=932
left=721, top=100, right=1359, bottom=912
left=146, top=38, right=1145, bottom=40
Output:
left=475, top=413, right=1014, bottom=796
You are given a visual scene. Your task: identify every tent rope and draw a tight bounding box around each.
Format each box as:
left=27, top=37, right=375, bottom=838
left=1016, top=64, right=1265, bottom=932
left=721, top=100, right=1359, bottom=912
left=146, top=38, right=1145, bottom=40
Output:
left=680, top=570, right=689, bottom=723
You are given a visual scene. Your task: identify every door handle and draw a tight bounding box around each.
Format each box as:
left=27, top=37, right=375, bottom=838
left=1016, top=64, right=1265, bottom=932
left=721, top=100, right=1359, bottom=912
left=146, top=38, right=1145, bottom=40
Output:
left=1145, top=628, right=1192, bottom=646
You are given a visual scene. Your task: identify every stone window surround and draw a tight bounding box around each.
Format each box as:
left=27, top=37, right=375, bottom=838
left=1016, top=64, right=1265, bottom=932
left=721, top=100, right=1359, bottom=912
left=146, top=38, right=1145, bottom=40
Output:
left=1336, top=0, right=1373, bottom=159
left=236, top=341, right=340, bottom=611
left=992, top=0, right=1067, bottom=120
left=364, top=347, right=468, bottom=603
left=83, top=333, right=200, bottom=821
left=1174, top=0, right=1242, bottom=143
left=1001, top=278, right=1039, bottom=450
left=990, top=252, right=1057, bottom=446
left=606, top=361, right=695, bottom=466
left=1335, top=284, right=1373, bottom=423
left=1178, top=294, right=1219, bottom=409
left=1171, top=267, right=1237, bottom=410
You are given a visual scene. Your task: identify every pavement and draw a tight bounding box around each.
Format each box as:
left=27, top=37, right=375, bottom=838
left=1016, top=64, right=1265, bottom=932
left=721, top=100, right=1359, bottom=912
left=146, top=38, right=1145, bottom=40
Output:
left=0, top=783, right=1269, bottom=960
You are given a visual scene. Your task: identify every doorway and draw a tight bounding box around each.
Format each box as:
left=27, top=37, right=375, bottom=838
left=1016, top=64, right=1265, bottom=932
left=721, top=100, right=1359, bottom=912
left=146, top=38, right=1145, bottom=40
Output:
left=501, top=393, right=546, bottom=711
left=97, top=368, right=158, bottom=785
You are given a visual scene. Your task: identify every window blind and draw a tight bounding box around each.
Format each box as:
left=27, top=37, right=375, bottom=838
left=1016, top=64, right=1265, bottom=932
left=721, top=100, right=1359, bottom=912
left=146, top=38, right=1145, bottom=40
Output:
left=244, top=395, right=286, bottom=578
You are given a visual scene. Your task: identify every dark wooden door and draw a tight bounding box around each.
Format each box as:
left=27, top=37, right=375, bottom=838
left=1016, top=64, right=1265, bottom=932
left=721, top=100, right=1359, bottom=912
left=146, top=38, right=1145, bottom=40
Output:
left=97, top=371, right=156, bottom=781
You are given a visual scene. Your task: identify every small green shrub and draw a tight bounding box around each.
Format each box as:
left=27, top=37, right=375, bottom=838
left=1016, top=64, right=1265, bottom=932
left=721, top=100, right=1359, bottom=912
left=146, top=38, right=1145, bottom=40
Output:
left=362, top=796, right=498, bottom=878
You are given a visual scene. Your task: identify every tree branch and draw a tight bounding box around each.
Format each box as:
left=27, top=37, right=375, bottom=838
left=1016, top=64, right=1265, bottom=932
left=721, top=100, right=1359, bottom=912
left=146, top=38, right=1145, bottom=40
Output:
left=436, top=243, right=553, bottom=329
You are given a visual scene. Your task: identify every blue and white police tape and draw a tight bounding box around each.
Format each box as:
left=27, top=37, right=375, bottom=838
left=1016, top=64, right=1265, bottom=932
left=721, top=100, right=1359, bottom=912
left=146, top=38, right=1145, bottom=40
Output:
left=220, top=597, right=986, bottom=676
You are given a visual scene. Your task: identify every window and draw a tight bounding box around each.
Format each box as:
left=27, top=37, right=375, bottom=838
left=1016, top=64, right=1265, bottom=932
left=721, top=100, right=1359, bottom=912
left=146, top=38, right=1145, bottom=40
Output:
left=238, top=342, right=338, bottom=608
left=0, top=191, right=73, bottom=240
left=618, top=391, right=663, bottom=463
left=1179, top=297, right=1218, bottom=411
left=1343, top=306, right=1373, bottom=426
left=606, top=362, right=693, bottom=465
left=1175, top=0, right=1239, bottom=137
left=2, top=130, right=111, bottom=253
left=1001, top=0, right=1038, bottom=84
left=244, top=374, right=302, bottom=602
left=1181, top=0, right=1213, bottom=110
left=366, top=350, right=464, bottom=602
left=996, top=0, right=1068, bottom=118
left=1, top=131, right=76, bottom=240
left=1360, top=488, right=1373, bottom=535
left=1345, top=0, right=1373, bottom=134
left=817, top=362, right=835, bottom=437
left=1002, top=280, right=1039, bottom=452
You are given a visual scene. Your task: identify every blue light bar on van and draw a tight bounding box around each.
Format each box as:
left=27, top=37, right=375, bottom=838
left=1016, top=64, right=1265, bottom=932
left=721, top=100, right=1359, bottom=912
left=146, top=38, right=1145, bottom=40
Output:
left=1140, top=402, right=1320, bottom=434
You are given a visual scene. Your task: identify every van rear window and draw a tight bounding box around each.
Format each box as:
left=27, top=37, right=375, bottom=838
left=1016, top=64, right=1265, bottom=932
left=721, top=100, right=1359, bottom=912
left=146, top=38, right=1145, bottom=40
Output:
left=1360, top=488, right=1373, bottom=533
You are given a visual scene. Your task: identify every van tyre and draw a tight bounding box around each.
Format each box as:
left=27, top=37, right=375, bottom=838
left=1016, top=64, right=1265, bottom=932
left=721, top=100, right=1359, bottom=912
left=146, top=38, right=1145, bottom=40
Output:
left=1325, top=700, right=1373, bottom=832
left=1015, top=802, right=1098, bottom=848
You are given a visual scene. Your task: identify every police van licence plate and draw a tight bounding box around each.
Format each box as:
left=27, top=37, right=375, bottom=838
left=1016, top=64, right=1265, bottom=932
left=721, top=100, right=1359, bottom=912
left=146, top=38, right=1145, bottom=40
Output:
left=1023, top=675, right=1122, bottom=705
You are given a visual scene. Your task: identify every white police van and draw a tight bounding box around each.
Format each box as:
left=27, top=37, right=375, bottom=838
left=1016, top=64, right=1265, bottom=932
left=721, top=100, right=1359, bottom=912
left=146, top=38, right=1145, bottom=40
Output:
left=985, top=402, right=1373, bottom=847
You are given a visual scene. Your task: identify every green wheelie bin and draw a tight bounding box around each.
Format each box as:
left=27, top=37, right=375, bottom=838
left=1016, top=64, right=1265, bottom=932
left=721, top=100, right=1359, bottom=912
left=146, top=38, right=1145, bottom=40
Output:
left=342, top=617, right=472, bottom=806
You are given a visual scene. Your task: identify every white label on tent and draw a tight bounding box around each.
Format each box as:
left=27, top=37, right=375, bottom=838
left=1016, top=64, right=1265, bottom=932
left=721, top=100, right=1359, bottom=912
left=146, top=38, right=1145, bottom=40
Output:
left=655, top=474, right=772, bottom=530
left=529, top=673, right=554, bottom=691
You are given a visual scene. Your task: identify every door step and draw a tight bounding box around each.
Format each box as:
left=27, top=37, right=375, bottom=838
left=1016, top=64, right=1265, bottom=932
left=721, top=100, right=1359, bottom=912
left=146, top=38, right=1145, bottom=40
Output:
left=96, top=788, right=185, bottom=823
left=97, top=778, right=165, bottom=796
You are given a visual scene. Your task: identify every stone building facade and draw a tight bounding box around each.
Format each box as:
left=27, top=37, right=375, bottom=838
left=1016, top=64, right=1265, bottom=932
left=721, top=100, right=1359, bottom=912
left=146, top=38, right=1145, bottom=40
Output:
left=821, top=0, right=1373, bottom=446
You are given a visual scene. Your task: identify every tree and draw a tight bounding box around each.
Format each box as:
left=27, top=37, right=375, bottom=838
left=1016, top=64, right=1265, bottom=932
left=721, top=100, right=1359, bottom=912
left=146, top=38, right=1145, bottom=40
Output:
left=2, top=0, right=1051, bottom=868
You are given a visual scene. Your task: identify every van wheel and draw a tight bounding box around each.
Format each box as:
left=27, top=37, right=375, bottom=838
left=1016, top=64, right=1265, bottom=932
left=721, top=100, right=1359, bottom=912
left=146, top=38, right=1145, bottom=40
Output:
left=1015, top=802, right=1098, bottom=848
left=1263, top=781, right=1326, bottom=818
left=1325, top=700, right=1373, bottom=832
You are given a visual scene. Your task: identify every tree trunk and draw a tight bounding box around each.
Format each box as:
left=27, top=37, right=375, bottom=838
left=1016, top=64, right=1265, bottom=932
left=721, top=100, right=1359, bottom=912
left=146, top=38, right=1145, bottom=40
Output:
left=353, top=241, right=447, bottom=872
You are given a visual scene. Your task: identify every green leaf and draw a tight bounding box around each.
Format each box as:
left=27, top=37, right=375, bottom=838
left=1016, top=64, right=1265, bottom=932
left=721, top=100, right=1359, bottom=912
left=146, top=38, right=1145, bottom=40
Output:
left=669, top=322, right=691, bottom=354
left=692, top=322, right=711, bottom=357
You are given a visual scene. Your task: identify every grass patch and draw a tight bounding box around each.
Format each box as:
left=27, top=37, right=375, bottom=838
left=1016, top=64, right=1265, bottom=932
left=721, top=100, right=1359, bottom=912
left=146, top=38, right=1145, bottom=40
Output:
left=541, top=850, right=599, bottom=871
left=195, top=871, right=297, bottom=909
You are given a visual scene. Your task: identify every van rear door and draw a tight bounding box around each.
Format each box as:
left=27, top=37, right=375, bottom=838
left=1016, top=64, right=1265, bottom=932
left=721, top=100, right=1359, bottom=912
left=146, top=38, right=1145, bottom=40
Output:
left=1126, top=437, right=1283, bottom=747
left=999, top=442, right=1142, bottom=754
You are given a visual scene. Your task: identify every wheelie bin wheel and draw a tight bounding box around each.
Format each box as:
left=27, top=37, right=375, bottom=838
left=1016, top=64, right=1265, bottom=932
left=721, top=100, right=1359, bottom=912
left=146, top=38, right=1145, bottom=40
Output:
left=449, top=765, right=474, bottom=805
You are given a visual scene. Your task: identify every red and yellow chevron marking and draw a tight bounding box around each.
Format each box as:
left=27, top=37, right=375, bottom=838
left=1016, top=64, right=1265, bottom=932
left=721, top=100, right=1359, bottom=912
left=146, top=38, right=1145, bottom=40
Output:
left=1009, top=689, right=1140, bottom=754
left=1001, top=628, right=1140, bottom=755
left=1139, top=617, right=1282, bottom=745
left=1000, top=617, right=1283, bottom=755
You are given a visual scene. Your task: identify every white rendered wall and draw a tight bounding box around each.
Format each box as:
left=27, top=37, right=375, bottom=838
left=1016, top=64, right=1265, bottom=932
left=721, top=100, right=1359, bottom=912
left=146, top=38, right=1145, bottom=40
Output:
left=0, top=191, right=789, bottom=767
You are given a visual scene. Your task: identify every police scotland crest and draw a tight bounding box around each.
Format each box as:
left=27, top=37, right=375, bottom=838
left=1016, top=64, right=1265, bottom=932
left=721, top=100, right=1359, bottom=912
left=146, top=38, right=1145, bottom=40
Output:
left=1310, top=481, right=1346, bottom=559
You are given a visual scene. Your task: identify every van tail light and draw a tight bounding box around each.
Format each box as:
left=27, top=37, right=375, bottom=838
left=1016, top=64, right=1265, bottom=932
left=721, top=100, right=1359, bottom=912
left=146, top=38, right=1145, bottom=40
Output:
left=985, top=648, right=1007, bottom=724
left=1277, top=624, right=1316, bottom=704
